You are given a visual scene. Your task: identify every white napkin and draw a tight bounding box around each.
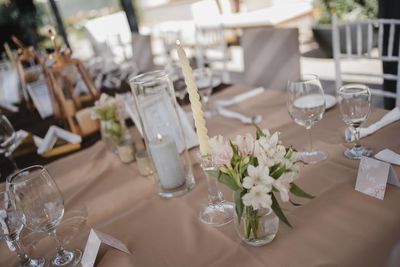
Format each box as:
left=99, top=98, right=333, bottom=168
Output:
left=345, top=107, right=400, bottom=141
left=37, top=126, right=82, bottom=154
left=0, top=100, right=18, bottom=112
left=375, top=149, right=400, bottom=166
left=215, top=87, right=264, bottom=108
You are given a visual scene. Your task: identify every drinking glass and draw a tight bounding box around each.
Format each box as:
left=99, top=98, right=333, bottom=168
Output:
left=338, top=84, right=372, bottom=159
left=287, top=74, right=327, bottom=164
left=0, top=115, right=18, bottom=169
left=165, top=62, right=187, bottom=102
left=7, top=166, right=82, bottom=267
left=193, top=67, right=216, bottom=117
left=0, top=186, right=45, bottom=267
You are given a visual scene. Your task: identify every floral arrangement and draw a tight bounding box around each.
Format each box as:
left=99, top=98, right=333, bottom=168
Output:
left=209, top=126, right=313, bottom=239
left=93, top=93, right=126, bottom=146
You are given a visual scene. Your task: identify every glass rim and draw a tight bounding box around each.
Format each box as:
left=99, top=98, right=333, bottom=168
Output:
left=338, top=83, right=370, bottom=94
left=129, top=70, right=169, bottom=85
left=289, top=74, right=319, bottom=84
left=7, top=165, right=46, bottom=185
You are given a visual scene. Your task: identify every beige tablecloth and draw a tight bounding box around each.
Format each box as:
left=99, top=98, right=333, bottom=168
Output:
left=1, top=85, right=400, bottom=267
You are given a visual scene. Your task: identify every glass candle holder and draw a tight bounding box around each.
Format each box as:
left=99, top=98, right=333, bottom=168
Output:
left=129, top=71, right=195, bottom=198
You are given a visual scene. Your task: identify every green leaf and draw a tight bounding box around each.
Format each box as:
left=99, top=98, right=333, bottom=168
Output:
left=270, top=164, right=286, bottom=179
left=290, top=183, right=314, bottom=199
left=255, top=125, right=265, bottom=139
left=208, top=170, right=241, bottom=191
left=271, top=192, right=292, bottom=228
left=289, top=199, right=302, bottom=206
left=234, top=190, right=245, bottom=223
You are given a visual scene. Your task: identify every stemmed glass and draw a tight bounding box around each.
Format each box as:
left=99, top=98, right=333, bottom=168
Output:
left=165, top=62, right=187, bottom=102
left=338, top=84, right=372, bottom=159
left=7, top=166, right=82, bottom=267
left=287, top=74, right=327, bottom=164
left=0, top=186, right=45, bottom=267
left=193, top=68, right=216, bottom=118
left=198, top=154, right=234, bottom=226
left=0, top=115, right=18, bottom=170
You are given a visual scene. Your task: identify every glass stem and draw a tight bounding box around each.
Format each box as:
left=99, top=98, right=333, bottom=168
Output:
left=12, top=239, right=30, bottom=265
left=353, top=127, right=361, bottom=148
left=205, top=171, right=224, bottom=206
left=49, top=230, right=65, bottom=256
left=307, top=127, right=313, bottom=153
left=7, top=153, right=18, bottom=171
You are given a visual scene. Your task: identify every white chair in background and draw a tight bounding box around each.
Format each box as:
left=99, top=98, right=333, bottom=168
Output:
left=332, top=14, right=400, bottom=107
left=159, top=29, right=182, bottom=64
left=195, top=25, right=231, bottom=83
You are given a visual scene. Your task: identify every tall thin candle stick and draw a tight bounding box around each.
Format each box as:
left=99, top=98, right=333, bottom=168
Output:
left=176, top=40, right=211, bottom=156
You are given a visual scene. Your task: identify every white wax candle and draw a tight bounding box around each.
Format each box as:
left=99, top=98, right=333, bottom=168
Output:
left=149, top=135, right=185, bottom=189
left=176, top=41, right=211, bottom=156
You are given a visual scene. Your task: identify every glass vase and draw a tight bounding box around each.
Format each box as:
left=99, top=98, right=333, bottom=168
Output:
left=234, top=207, right=279, bottom=247
left=129, top=70, right=195, bottom=198
left=100, top=118, right=132, bottom=155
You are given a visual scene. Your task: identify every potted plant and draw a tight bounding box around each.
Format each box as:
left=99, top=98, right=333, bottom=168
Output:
left=312, top=0, right=378, bottom=57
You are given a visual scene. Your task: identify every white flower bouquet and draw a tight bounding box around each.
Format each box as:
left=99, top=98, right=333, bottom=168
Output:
left=209, top=126, right=313, bottom=240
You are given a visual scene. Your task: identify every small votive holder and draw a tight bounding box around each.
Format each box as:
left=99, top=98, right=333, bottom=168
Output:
left=136, top=150, right=154, bottom=176
left=117, top=139, right=136, bottom=164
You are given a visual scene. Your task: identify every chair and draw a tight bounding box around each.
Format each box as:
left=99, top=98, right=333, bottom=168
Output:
left=195, top=25, right=231, bottom=83
left=160, top=30, right=182, bottom=63
left=131, top=33, right=156, bottom=73
left=332, top=14, right=400, bottom=107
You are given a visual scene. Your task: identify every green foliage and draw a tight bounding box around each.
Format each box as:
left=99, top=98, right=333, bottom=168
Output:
left=290, top=183, right=315, bottom=199
left=271, top=193, right=292, bottom=228
left=314, top=0, right=378, bottom=24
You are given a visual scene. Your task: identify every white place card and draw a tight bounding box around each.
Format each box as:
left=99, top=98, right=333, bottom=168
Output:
left=81, top=229, right=131, bottom=267
left=355, top=156, right=400, bottom=200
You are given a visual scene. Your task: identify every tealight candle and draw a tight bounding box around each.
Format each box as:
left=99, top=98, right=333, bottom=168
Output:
left=149, top=134, right=185, bottom=189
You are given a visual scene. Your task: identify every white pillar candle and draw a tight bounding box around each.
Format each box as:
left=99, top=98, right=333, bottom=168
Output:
left=176, top=41, right=211, bottom=156
left=149, top=134, right=185, bottom=189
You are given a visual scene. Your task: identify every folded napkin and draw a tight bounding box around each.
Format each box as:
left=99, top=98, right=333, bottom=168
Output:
left=375, top=149, right=400, bottom=166
left=37, top=126, right=82, bottom=155
left=215, top=87, right=265, bottom=107
left=345, top=107, right=400, bottom=142
left=0, top=100, right=18, bottom=112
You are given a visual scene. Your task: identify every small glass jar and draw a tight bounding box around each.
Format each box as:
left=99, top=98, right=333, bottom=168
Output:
left=234, top=207, right=279, bottom=247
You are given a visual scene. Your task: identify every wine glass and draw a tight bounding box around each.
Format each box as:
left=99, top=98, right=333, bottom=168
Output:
left=0, top=184, right=45, bottom=267
left=287, top=74, right=327, bottom=164
left=338, top=84, right=372, bottom=159
left=0, top=115, right=18, bottom=170
left=7, top=166, right=82, bottom=267
left=193, top=67, right=216, bottom=118
left=165, top=62, right=187, bottom=102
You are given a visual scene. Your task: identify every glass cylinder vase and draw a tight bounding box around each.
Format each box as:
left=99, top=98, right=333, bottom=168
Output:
left=234, top=207, right=279, bottom=247
left=129, top=70, right=195, bottom=198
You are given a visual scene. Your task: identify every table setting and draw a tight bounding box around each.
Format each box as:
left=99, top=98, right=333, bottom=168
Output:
left=1, top=41, right=400, bottom=267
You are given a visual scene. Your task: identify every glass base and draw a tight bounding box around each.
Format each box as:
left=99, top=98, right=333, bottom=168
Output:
left=298, top=151, right=327, bottom=164
left=199, top=201, right=234, bottom=226
left=51, top=249, right=82, bottom=267
left=158, top=176, right=196, bottom=198
left=344, top=146, right=372, bottom=160
left=22, top=257, right=46, bottom=267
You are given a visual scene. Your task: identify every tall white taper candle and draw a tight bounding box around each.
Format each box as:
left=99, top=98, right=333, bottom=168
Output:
left=176, top=40, right=211, bottom=155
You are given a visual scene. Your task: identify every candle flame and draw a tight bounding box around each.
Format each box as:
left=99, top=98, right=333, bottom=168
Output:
left=176, top=40, right=181, bottom=46
left=156, top=133, right=163, bottom=142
